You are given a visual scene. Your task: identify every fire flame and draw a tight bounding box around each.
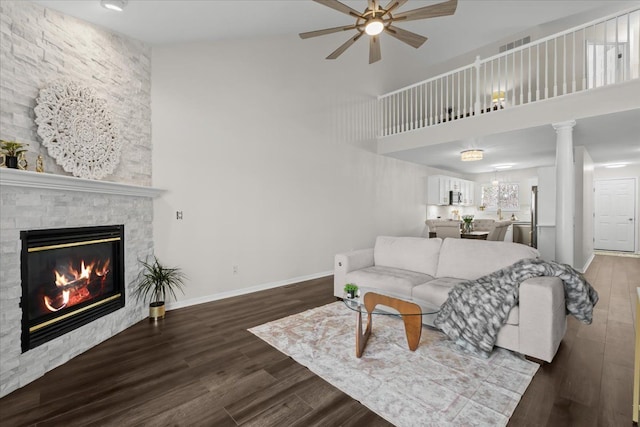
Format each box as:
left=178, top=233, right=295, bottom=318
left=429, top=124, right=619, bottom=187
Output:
left=43, top=259, right=110, bottom=312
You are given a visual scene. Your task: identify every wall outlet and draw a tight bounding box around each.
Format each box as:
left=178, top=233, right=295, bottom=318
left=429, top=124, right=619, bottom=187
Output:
left=233, top=265, right=238, bottom=274
left=176, top=211, right=183, bottom=220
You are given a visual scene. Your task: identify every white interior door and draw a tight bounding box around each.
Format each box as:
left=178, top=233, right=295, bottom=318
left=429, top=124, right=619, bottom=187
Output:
left=594, top=178, right=636, bottom=251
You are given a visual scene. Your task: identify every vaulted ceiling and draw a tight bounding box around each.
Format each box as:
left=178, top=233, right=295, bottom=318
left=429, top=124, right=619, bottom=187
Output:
left=33, top=0, right=640, bottom=173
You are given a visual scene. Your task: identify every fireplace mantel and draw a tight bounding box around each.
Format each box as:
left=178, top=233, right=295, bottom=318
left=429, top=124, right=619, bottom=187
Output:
left=0, top=168, right=165, bottom=198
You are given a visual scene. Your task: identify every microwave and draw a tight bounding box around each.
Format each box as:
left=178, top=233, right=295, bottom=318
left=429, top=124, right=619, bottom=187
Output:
left=449, top=191, right=463, bottom=205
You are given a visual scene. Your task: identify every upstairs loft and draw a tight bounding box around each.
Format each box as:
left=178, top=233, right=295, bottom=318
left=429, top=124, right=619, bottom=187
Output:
left=376, top=7, right=640, bottom=159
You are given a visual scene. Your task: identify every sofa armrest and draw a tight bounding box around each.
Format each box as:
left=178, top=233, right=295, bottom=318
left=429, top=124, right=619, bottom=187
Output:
left=518, top=276, right=567, bottom=362
left=334, top=248, right=374, bottom=297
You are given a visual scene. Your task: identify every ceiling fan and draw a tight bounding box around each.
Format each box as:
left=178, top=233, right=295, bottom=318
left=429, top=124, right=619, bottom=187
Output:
left=299, top=0, right=458, bottom=64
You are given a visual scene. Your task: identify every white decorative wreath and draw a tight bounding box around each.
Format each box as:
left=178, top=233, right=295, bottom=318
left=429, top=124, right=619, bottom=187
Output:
left=34, top=80, right=122, bottom=180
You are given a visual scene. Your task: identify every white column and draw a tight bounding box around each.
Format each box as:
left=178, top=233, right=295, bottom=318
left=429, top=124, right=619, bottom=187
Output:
left=552, top=120, right=576, bottom=265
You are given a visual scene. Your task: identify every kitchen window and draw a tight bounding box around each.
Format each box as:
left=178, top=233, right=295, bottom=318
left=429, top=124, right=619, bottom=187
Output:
left=481, top=183, right=519, bottom=211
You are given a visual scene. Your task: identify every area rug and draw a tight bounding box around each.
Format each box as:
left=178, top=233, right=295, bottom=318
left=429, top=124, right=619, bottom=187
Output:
left=249, top=302, right=538, bottom=427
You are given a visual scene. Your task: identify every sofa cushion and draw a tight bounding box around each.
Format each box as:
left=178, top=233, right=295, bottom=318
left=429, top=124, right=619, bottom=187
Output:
left=374, top=236, right=442, bottom=276
left=412, top=276, right=519, bottom=325
left=345, top=266, right=433, bottom=298
left=436, top=238, right=539, bottom=280
left=411, top=277, right=463, bottom=306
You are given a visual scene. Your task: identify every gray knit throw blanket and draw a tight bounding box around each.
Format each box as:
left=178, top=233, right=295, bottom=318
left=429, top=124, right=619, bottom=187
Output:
left=434, top=258, right=599, bottom=357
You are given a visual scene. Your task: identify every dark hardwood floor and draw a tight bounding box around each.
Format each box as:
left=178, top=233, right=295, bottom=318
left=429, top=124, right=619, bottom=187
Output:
left=0, top=254, right=637, bottom=426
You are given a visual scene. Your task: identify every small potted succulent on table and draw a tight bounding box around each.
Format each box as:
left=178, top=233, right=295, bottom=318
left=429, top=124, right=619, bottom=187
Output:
left=344, top=283, right=359, bottom=299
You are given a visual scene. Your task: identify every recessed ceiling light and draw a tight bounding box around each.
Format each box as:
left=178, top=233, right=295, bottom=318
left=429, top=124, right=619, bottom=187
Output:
left=604, top=163, right=628, bottom=168
left=100, top=0, right=127, bottom=12
left=493, top=164, right=514, bottom=170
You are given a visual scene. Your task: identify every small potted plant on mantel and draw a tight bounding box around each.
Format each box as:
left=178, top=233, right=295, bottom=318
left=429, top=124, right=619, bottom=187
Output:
left=132, top=256, right=187, bottom=321
left=344, top=283, right=359, bottom=299
left=1, top=140, right=28, bottom=169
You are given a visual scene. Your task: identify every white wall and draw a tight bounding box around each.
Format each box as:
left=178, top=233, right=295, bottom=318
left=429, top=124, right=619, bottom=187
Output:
left=574, top=147, right=595, bottom=271
left=151, top=37, right=430, bottom=304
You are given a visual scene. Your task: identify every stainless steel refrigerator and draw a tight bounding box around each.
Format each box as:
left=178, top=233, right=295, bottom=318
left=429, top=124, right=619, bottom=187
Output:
left=531, top=186, right=538, bottom=248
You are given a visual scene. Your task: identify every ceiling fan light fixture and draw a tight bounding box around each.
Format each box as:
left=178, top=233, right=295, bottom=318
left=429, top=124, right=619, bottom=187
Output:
left=365, top=19, right=384, bottom=36
left=100, top=0, right=127, bottom=12
left=300, top=0, right=458, bottom=63
left=460, top=149, right=483, bottom=162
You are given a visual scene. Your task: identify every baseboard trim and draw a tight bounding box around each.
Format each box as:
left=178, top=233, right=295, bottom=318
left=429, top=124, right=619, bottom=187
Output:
left=594, top=250, right=640, bottom=259
left=578, top=253, right=595, bottom=274
left=165, top=270, right=333, bottom=311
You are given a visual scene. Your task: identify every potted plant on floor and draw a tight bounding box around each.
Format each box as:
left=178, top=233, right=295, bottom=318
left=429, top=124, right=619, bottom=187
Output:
left=132, top=256, right=187, bottom=321
left=1, top=140, right=28, bottom=169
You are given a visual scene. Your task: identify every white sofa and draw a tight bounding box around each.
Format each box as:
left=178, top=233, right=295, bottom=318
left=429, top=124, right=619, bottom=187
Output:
left=334, top=236, right=567, bottom=362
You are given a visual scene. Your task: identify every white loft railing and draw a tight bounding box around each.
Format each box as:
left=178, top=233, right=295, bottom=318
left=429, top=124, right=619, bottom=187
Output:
left=379, top=7, right=640, bottom=137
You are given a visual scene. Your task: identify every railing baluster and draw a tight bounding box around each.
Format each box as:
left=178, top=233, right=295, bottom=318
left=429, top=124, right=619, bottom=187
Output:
left=554, top=37, right=558, bottom=97
left=528, top=46, right=532, bottom=102
left=430, top=81, right=434, bottom=126
left=563, top=34, right=567, bottom=95
left=394, top=93, right=397, bottom=135
left=463, top=69, right=467, bottom=117
left=418, top=85, right=422, bottom=129
left=520, top=49, right=524, bottom=104
left=572, top=31, right=576, bottom=93
left=582, top=27, right=587, bottom=90
left=498, top=56, right=501, bottom=108
left=403, top=90, right=407, bottom=132
left=536, top=44, right=540, bottom=100
left=626, top=13, right=631, bottom=81
left=409, top=87, right=413, bottom=130
left=545, top=40, right=549, bottom=99
left=446, top=75, right=449, bottom=121
left=604, top=19, right=608, bottom=86
left=440, top=76, right=443, bottom=123
left=457, top=72, right=461, bottom=119
left=512, top=51, right=516, bottom=105
left=615, top=16, right=619, bottom=84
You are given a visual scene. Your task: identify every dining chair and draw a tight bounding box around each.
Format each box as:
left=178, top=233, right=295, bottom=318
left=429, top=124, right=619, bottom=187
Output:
left=435, top=223, right=461, bottom=239
left=486, top=221, right=511, bottom=241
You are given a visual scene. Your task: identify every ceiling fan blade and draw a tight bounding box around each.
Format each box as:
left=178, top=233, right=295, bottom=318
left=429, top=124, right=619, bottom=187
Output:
left=327, top=32, right=364, bottom=60
left=382, top=0, right=408, bottom=16
left=369, top=35, right=381, bottom=64
left=299, top=24, right=358, bottom=39
left=314, top=0, right=363, bottom=19
left=393, top=0, right=458, bottom=22
left=384, top=25, right=428, bottom=49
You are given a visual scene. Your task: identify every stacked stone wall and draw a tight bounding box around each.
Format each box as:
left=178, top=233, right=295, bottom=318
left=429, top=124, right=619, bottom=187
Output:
left=0, top=1, right=153, bottom=397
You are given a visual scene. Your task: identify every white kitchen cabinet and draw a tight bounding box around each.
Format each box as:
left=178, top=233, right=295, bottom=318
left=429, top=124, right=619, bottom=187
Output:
left=427, top=175, right=449, bottom=205
left=427, top=175, right=475, bottom=206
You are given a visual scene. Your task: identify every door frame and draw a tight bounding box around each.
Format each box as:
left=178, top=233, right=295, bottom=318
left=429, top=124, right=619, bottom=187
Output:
left=594, top=177, right=638, bottom=253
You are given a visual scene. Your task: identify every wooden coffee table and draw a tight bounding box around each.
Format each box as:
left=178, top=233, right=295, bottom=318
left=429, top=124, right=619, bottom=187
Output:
left=343, top=291, right=440, bottom=358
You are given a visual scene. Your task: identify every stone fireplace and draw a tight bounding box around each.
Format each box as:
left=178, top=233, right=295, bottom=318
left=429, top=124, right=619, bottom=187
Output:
left=0, top=170, right=163, bottom=398
left=20, top=225, right=126, bottom=352
left=1, top=0, right=153, bottom=398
